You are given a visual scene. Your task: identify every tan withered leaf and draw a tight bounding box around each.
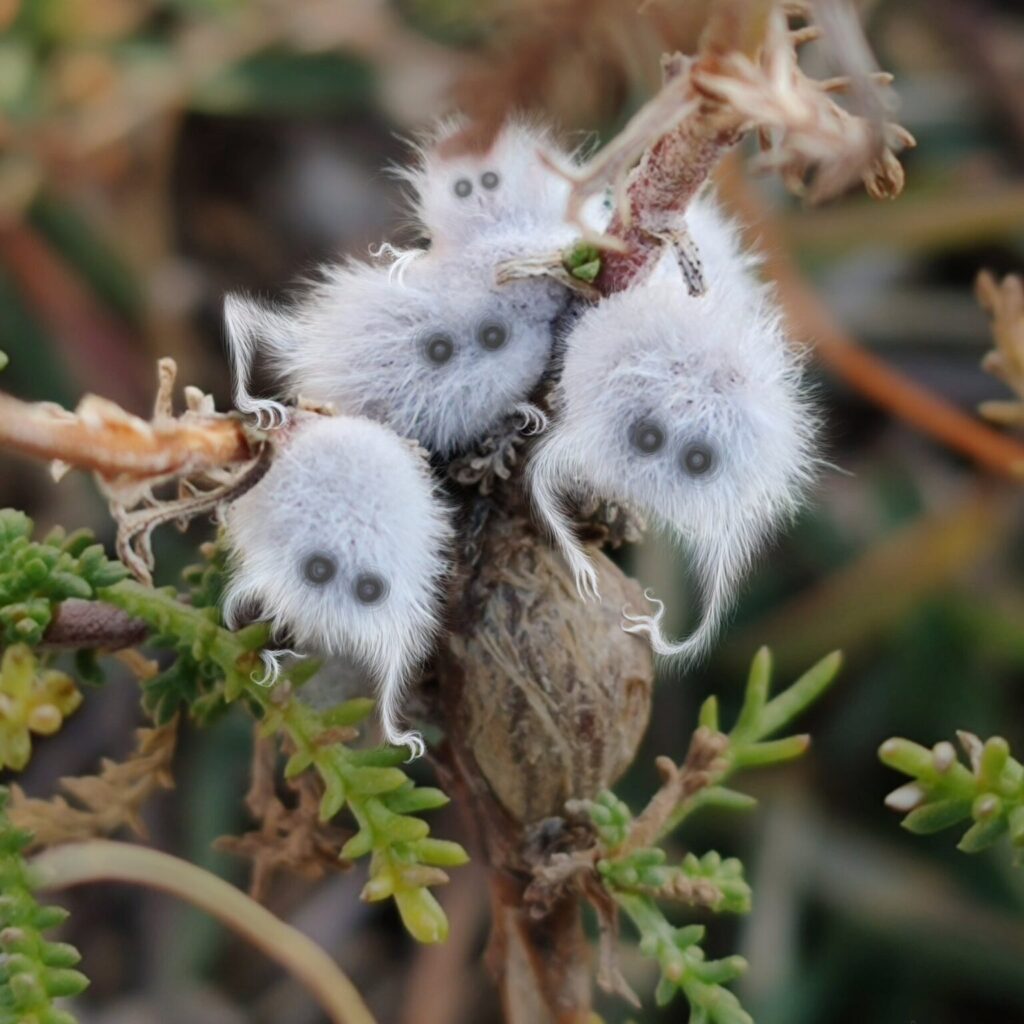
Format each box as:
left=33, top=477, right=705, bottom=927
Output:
left=9, top=719, right=177, bottom=848
left=978, top=271, right=1024, bottom=427
left=215, top=731, right=351, bottom=901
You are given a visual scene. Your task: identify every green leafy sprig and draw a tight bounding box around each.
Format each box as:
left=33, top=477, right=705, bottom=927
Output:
left=0, top=513, right=467, bottom=944
left=0, top=790, right=88, bottom=1024
left=880, top=731, right=1024, bottom=862
left=97, top=579, right=468, bottom=943
left=576, top=648, right=842, bottom=1024
left=0, top=510, right=127, bottom=647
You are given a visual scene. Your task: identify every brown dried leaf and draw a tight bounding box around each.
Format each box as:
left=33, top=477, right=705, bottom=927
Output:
left=977, top=271, right=1024, bottom=424
left=215, top=731, right=351, bottom=901
left=9, top=719, right=177, bottom=848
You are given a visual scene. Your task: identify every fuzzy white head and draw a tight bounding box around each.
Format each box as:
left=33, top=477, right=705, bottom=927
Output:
left=221, top=413, right=452, bottom=758
left=396, top=117, right=575, bottom=252
left=529, top=208, right=815, bottom=661
left=226, top=241, right=567, bottom=456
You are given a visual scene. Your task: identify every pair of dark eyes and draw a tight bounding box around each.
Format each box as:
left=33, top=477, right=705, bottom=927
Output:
left=453, top=171, right=500, bottom=198
left=302, top=555, right=388, bottom=605
left=629, top=420, right=716, bottom=477
left=423, top=320, right=510, bottom=365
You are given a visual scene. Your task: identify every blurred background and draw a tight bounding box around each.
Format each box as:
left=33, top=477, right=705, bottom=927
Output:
left=3, top=1, right=1024, bottom=1022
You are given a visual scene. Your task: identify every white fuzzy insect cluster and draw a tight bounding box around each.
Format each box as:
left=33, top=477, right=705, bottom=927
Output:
left=530, top=196, right=816, bottom=660
left=221, top=119, right=580, bottom=757
left=221, top=414, right=451, bottom=759
left=219, top=117, right=817, bottom=757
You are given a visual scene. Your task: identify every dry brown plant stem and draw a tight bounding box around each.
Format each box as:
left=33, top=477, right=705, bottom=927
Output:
left=0, top=390, right=251, bottom=481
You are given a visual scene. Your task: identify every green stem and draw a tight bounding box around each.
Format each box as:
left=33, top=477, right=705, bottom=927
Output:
left=30, top=841, right=378, bottom=1024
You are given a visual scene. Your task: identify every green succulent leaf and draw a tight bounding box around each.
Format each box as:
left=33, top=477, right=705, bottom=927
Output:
left=0, top=790, right=88, bottom=1022
left=880, top=732, right=1024, bottom=862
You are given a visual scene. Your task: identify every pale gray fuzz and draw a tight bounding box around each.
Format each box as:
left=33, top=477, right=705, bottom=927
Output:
left=226, top=238, right=569, bottom=457
left=394, top=116, right=577, bottom=255
left=220, top=413, right=452, bottom=758
left=530, top=197, right=817, bottom=662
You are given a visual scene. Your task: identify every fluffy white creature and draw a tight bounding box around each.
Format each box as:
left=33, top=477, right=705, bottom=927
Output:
left=221, top=412, right=452, bottom=758
left=529, top=197, right=816, bottom=661
left=395, top=117, right=576, bottom=253
left=226, top=237, right=569, bottom=456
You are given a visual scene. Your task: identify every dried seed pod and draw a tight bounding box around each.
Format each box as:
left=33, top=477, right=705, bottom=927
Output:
left=221, top=413, right=452, bottom=758
left=437, top=514, right=653, bottom=825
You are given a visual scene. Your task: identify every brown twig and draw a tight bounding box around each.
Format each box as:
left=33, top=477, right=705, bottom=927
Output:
left=620, top=727, right=729, bottom=854
left=0, top=389, right=251, bottom=481
left=590, top=0, right=911, bottom=293
left=40, top=598, right=149, bottom=650
left=215, top=730, right=352, bottom=901
left=976, top=270, right=1024, bottom=426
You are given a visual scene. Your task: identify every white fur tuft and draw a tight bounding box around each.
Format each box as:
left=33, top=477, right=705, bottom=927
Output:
left=220, top=413, right=452, bottom=757
left=530, top=195, right=817, bottom=661
left=393, top=116, right=581, bottom=254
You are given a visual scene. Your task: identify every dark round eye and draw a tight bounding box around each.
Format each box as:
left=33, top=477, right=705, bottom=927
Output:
left=681, top=441, right=715, bottom=476
left=629, top=419, right=665, bottom=455
left=453, top=178, right=473, bottom=198
left=477, top=319, right=509, bottom=351
left=480, top=170, right=500, bottom=190
left=353, top=572, right=388, bottom=605
left=423, top=332, right=455, bottom=365
left=303, top=553, right=337, bottom=586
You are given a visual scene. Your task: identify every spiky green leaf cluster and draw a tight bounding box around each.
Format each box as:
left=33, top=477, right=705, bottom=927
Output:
left=578, top=648, right=841, bottom=1021
left=617, top=893, right=751, bottom=1024
left=141, top=544, right=234, bottom=724
left=564, top=242, right=602, bottom=283
left=274, top=697, right=467, bottom=943
left=0, top=510, right=127, bottom=646
left=98, top=579, right=468, bottom=944
left=880, top=732, right=1024, bottom=861
left=598, top=848, right=751, bottom=914
left=0, top=790, right=88, bottom=1024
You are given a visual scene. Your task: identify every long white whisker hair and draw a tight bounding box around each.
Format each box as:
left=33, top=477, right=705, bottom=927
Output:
left=375, top=652, right=427, bottom=761
left=622, top=523, right=751, bottom=662
left=223, top=293, right=296, bottom=428
left=527, top=439, right=601, bottom=600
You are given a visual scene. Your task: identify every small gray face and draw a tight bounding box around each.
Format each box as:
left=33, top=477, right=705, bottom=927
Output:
left=301, top=552, right=389, bottom=607
left=419, top=316, right=513, bottom=366
left=627, top=416, right=719, bottom=480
